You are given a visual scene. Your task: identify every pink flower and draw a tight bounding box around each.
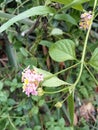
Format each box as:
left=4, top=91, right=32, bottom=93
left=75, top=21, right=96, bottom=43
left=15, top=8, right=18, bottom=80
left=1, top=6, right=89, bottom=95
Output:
left=22, top=66, right=43, bottom=97
left=79, top=11, right=92, bottom=30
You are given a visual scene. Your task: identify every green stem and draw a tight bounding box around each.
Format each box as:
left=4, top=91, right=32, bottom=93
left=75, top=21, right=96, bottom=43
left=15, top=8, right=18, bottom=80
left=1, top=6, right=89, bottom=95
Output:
left=44, top=85, right=73, bottom=94
left=84, top=64, right=98, bottom=85
left=53, top=62, right=80, bottom=77
left=61, top=92, right=71, bottom=103
left=8, top=115, right=18, bottom=130
left=74, top=0, right=97, bottom=86
left=44, top=62, right=80, bottom=85
left=13, top=0, right=30, bottom=14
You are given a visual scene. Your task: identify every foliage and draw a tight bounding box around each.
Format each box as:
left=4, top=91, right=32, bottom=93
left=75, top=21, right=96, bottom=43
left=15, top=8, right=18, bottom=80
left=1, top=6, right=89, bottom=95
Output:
left=0, top=0, right=98, bottom=129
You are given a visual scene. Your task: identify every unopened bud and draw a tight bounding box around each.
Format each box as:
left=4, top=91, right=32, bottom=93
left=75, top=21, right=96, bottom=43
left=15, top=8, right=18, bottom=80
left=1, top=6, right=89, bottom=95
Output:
left=38, top=88, right=44, bottom=96
left=55, top=102, right=62, bottom=108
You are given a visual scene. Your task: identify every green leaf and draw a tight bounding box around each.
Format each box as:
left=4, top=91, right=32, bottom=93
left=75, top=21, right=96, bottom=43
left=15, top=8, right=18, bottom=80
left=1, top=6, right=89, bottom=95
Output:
left=51, top=0, right=89, bottom=5
left=81, top=125, right=89, bottom=130
left=39, top=40, right=53, bottom=48
left=68, top=92, right=74, bottom=126
left=0, top=91, right=8, bottom=102
left=89, top=48, right=98, bottom=71
left=5, top=42, right=18, bottom=68
left=72, top=4, right=83, bottom=11
left=54, top=14, right=77, bottom=25
left=50, top=28, right=63, bottom=35
left=34, top=126, right=41, bottom=130
left=20, top=47, right=28, bottom=57
left=0, top=81, right=3, bottom=90
left=49, top=39, right=76, bottom=62
left=34, top=67, right=68, bottom=87
left=24, top=128, right=32, bottom=130
left=0, top=6, right=55, bottom=33
left=51, top=0, right=89, bottom=11
left=54, top=126, right=61, bottom=130
left=58, top=118, right=65, bottom=127
left=45, top=0, right=52, bottom=6
left=38, top=99, right=45, bottom=107
left=64, top=127, right=74, bottom=130
left=31, top=106, right=39, bottom=115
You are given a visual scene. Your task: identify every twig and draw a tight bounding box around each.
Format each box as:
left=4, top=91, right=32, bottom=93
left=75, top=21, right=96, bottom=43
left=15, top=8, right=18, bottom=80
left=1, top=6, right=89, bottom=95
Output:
left=21, top=16, right=41, bottom=36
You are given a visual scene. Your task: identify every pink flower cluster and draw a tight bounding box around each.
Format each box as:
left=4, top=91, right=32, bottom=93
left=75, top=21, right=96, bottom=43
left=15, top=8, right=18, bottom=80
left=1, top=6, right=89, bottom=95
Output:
left=79, top=11, right=92, bottom=30
left=22, top=66, right=43, bottom=97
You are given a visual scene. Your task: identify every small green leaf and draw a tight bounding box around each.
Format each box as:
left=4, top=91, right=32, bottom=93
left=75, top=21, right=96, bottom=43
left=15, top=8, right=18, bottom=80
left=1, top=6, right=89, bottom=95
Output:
left=0, top=81, right=3, bottom=90
left=0, top=6, right=55, bottom=33
left=54, top=14, right=77, bottom=25
left=34, top=67, right=68, bottom=87
left=81, top=125, right=89, bottom=130
left=24, top=128, right=32, bottom=130
left=20, top=47, right=28, bottom=57
left=45, top=0, right=52, bottom=5
left=68, top=92, right=74, bottom=126
left=49, top=39, right=76, bottom=62
left=50, top=28, right=63, bottom=35
left=58, top=118, right=65, bottom=126
left=64, top=127, right=74, bottom=130
left=73, top=4, right=83, bottom=11
left=39, top=40, right=53, bottom=48
left=5, top=42, right=18, bottom=68
left=51, top=0, right=89, bottom=11
left=51, top=0, right=89, bottom=5
left=89, top=48, right=98, bottom=71
left=34, top=126, right=41, bottom=130
left=54, top=126, right=61, bottom=130
left=38, top=99, right=45, bottom=106
left=31, top=106, right=39, bottom=115
left=0, top=91, right=8, bottom=102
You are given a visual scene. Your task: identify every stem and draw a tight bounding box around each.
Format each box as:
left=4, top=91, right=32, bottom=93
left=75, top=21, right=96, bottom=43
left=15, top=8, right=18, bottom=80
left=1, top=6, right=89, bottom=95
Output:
left=8, top=115, right=18, bottom=130
left=44, top=62, right=80, bottom=84
left=13, top=0, right=30, bottom=14
left=74, top=0, right=97, bottom=86
left=84, top=64, right=98, bottom=85
left=61, top=92, right=71, bottom=103
left=53, top=62, right=80, bottom=76
left=44, top=85, right=73, bottom=94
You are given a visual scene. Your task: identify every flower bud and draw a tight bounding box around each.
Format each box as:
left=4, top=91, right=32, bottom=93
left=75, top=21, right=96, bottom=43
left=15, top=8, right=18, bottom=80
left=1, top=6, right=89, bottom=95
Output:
left=55, top=102, right=62, bottom=108
left=38, top=88, right=44, bottom=96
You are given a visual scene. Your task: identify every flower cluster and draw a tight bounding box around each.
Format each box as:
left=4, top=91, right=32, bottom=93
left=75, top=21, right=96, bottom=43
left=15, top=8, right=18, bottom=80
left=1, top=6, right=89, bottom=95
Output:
left=22, top=66, right=43, bottom=97
left=79, top=11, right=92, bottom=30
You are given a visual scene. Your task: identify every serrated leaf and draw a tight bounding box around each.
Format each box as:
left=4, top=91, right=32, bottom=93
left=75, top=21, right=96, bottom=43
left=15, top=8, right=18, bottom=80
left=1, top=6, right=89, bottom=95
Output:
left=89, top=48, right=98, bottom=71
left=34, top=67, right=67, bottom=87
left=0, top=6, right=55, bottom=33
left=49, top=39, right=76, bottom=62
